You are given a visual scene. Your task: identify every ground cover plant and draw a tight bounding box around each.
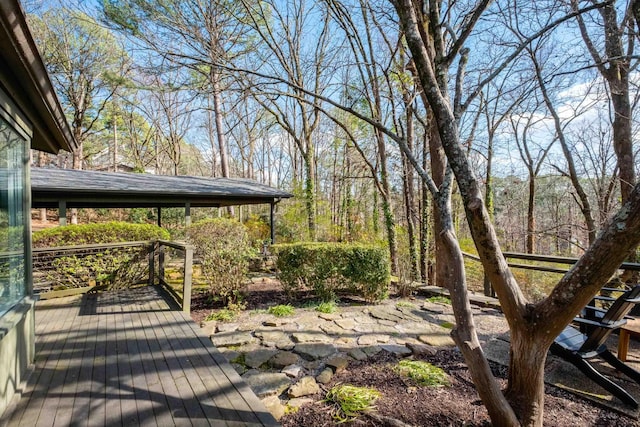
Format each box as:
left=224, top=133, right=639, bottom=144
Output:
left=205, top=308, right=237, bottom=322
left=324, top=384, right=381, bottom=423
left=315, top=300, right=338, bottom=314
left=268, top=304, right=295, bottom=317
left=394, top=359, right=450, bottom=387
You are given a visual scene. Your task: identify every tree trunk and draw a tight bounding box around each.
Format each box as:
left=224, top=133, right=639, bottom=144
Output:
left=612, top=82, right=633, bottom=203
left=526, top=176, right=535, bottom=254
left=420, top=131, right=430, bottom=284
left=374, top=125, right=398, bottom=274
left=303, top=146, right=317, bottom=240
left=211, top=68, right=234, bottom=216
left=485, top=132, right=494, bottom=220
left=428, top=113, right=450, bottom=289
left=505, top=330, right=549, bottom=427
left=71, top=129, right=83, bottom=225
left=402, top=96, right=419, bottom=280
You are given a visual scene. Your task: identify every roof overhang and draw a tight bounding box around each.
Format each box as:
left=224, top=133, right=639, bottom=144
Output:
left=0, top=0, right=76, bottom=153
left=31, top=168, right=293, bottom=209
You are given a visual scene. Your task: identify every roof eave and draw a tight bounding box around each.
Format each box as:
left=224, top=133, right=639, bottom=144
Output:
left=0, top=0, right=76, bottom=154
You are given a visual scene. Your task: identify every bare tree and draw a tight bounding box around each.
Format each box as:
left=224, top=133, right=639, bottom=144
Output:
left=509, top=107, right=556, bottom=253
left=571, top=0, right=636, bottom=203
left=391, top=1, right=640, bottom=425
left=240, top=0, right=336, bottom=240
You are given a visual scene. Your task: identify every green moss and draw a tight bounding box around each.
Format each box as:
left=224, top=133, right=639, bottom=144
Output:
left=396, top=301, right=415, bottom=309
left=427, top=296, right=451, bottom=305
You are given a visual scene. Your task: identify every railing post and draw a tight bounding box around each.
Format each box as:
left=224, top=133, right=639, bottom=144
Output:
left=270, top=202, right=276, bottom=244
left=183, top=245, right=193, bottom=313
left=158, top=242, right=165, bottom=286
left=148, top=241, right=156, bottom=286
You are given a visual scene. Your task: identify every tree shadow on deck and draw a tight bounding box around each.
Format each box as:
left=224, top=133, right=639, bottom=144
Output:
left=3, top=286, right=278, bottom=427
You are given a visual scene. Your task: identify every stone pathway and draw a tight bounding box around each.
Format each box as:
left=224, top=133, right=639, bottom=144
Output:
left=200, top=297, right=509, bottom=421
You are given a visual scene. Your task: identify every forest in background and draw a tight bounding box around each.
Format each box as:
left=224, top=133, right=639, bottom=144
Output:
left=25, top=1, right=640, bottom=424
left=25, top=0, right=637, bottom=284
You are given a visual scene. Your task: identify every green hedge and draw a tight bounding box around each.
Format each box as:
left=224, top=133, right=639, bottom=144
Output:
left=33, top=221, right=169, bottom=247
left=272, top=242, right=390, bottom=302
left=33, top=222, right=169, bottom=290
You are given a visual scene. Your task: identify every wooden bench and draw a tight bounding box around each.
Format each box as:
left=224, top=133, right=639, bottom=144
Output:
left=618, top=318, right=640, bottom=362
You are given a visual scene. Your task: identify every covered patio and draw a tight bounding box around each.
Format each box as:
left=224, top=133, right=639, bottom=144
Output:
left=30, top=167, right=292, bottom=242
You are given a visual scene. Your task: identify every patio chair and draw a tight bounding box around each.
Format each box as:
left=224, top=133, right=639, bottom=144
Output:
left=550, top=285, right=640, bottom=407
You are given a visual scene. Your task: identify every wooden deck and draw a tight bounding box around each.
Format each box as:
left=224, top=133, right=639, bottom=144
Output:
left=1, top=286, right=278, bottom=427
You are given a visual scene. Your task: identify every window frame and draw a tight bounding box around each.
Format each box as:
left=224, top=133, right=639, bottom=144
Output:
left=0, top=85, right=32, bottom=318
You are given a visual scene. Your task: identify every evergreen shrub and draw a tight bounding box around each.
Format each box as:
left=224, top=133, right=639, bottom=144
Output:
left=33, top=221, right=169, bottom=246
left=186, top=218, right=254, bottom=307
left=272, top=242, right=390, bottom=302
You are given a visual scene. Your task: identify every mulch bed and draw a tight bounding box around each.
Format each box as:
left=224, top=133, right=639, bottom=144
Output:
left=281, top=350, right=639, bottom=426
left=191, top=277, right=640, bottom=426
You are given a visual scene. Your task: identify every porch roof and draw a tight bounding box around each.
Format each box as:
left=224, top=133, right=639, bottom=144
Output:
left=31, top=168, right=292, bottom=209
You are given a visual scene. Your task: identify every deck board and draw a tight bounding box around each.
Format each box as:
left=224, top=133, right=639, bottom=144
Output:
left=1, top=286, right=278, bottom=427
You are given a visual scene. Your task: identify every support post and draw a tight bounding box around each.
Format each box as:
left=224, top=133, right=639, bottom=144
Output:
left=148, top=241, right=155, bottom=286
left=270, top=202, right=276, bottom=244
left=185, top=202, right=191, bottom=227
left=157, top=207, right=162, bottom=227
left=158, top=243, right=165, bottom=285
left=183, top=245, right=193, bottom=313
left=58, top=201, right=67, bottom=226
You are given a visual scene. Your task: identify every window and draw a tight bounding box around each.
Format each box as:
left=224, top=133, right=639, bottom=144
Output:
left=0, top=115, right=27, bottom=317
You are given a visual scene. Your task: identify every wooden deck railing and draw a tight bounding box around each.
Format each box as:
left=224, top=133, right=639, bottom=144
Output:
left=155, top=240, right=194, bottom=313
left=32, top=239, right=194, bottom=312
left=462, top=251, right=640, bottom=297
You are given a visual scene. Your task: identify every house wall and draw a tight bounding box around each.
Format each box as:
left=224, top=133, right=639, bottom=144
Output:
left=0, top=86, right=34, bottom=418
left=0, top=299, right=35, bottom=415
